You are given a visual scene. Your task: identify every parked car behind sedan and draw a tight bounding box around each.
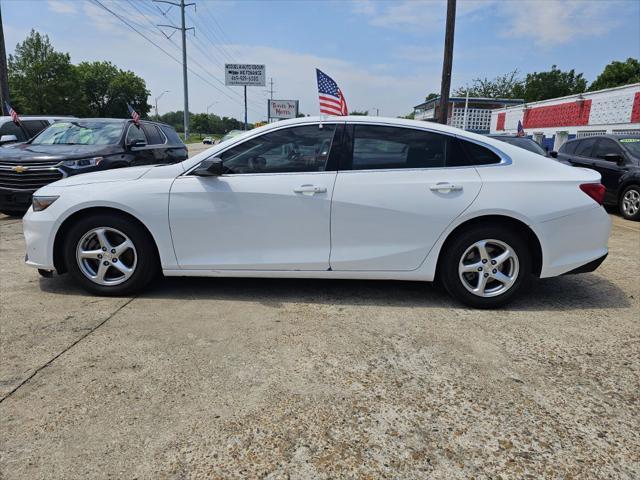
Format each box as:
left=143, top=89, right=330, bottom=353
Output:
left=554, top=135, right=640, bottom=221
left=23, top=117, right=611, bottom=308
left=0, top=118, right=187, bottom=216
left=487, top=135, right=548, bottom=156
left=202, top=136, right=214, bottom=144
left=0, top=115, right=74, bottom=146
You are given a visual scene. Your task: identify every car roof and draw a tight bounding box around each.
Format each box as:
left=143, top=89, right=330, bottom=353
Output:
left=0, top=115, right=75, bottom=122
left=487, top=135, right=535, bottom=140
left=41, top=117, right=176, bottom=129
left=566, top=134, right=640, bottom=142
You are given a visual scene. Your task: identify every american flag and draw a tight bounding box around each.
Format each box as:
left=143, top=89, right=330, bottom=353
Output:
left=127, top=103, right=140, bottom=125
left=316, top=69, right=348, bottom=116
left=516, top=120, right=525, bottom=137
left=4, top=101, right=20, bottom=124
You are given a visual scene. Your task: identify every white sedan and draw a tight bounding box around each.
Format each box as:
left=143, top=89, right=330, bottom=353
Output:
left=23, top=117, right=611, bottom=308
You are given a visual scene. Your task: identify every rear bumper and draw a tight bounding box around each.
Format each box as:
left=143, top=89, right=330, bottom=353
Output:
left=535, top=205, right=611, bottom=278
left=562, top=252, right=608, bottom=275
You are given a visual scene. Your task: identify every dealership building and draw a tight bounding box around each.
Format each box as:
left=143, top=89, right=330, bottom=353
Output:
left=490, top=83, right=640, bottom=151
left=413, top=96, right=524, bottom=133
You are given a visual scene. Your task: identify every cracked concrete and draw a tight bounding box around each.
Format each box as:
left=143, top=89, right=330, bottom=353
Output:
left=0, top=212, right=638, bottom=479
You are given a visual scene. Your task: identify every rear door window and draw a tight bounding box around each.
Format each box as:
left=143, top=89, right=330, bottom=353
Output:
left=159, top=125, right=183, bottom=145
left=351, top=125, right=447, bottom=170
left=141, top=123, right=164, bottom=145
left=574, top=138, right=598, bottom=157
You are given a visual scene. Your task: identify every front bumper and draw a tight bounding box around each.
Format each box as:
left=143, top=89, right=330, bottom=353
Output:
left=23, top=207, right=58, bottom=270
left=0, top=189, right=33, bottom=210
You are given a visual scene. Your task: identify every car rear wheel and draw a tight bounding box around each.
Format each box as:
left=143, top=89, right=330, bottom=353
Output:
left=440, top=225, right=531, bottom=308
left=63, top=214, right=158, bottom=295
left=619, top=185, right=640, bottom=221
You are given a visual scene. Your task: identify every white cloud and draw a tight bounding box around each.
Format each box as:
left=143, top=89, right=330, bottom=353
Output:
left=47, top=0, right=77, bottom=14
left=499, top=0, right=615, bottom=47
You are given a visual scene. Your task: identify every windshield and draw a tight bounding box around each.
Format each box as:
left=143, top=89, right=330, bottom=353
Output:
left=220, top=130, right=242, bottom=143
left=620, top=138, right=640, bottom=157
left=31, top=121, right=124, bottom=145
left=491, top=136, right=547, bottom=156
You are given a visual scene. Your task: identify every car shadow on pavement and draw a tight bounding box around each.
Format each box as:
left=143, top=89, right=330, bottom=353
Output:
left=38, top=272, right=631, bottom=311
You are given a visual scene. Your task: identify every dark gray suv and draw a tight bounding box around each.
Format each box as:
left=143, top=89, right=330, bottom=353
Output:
left=555, top=135, right=640, bottom=221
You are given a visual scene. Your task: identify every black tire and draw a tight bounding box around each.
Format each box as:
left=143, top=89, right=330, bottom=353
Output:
left=439, top=225, right=532, bottom=309
left=1, top=208, right=28, bottom=217
left=619, top=185, right=640, bottom=221
left=63, top=213, right=159, bottom=296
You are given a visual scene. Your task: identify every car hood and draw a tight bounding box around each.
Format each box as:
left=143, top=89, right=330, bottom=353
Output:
left=52, top=166, right=153, bottom=187
left=0, top=143, right=119, bottom=162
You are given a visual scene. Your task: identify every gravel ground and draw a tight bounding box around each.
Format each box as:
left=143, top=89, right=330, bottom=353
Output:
left=0, top=212, right=638, bottom=479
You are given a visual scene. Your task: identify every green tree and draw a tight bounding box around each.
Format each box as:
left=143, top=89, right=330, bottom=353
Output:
left=8, top=29, right=82, bottom=114
left=425, top=92, right=439, bottom=101
left=76, top=61, right=150, bottom=117
left=589, top=58, right=640, bottom=91
left=454, top=70, right=524, bottom=99
left=349, top=110, right=369, bottom=116
left=520, top=65, right=587, bottom=102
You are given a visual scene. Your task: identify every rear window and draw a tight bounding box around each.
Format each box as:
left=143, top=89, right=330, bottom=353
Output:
left=159, top=125, right=183, bottom=145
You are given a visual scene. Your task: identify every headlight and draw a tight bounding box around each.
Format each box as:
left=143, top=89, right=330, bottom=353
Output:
left=32, top=196, right=59, bottom=212
left=62, top=156, right=103, bottom=169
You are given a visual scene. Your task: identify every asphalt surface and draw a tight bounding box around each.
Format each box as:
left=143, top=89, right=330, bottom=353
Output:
left=0, top=211, right=638, bottom=479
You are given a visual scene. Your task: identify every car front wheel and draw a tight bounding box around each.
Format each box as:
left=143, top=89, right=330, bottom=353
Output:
left=63, top=214, right=158, bottom=295
left=619, top=185, right=640, bottom=221
left=440, top=225, right=532, bottom=308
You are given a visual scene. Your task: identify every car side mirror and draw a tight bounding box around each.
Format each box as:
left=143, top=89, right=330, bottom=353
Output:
left=193, top=157, right=224, bottom=176
left=0, top=134, right=18, bottom=145
left=127, top=139, right=147, bottom=149
left=603, top=153, right=623, bottom=165
left=549, top=151, right=558, bottom=158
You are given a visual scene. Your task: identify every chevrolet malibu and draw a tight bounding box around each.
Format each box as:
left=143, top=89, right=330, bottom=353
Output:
left=22, top=117, right=611, bottom=308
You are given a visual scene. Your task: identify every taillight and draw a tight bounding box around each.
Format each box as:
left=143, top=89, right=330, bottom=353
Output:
left=580, top=183, right=606, bottom=205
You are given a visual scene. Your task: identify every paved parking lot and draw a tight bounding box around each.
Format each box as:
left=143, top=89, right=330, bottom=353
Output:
left=0, top=212, right=638, bottom=479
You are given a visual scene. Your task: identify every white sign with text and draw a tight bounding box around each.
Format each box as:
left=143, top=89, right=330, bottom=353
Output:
left=225, top=64, right=266, bottom=86
left=268, top=99, right=299, bottom=119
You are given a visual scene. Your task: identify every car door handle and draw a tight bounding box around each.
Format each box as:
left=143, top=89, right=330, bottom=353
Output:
left=429, top=182, right=462, bottom=192
left=293, top=184, right=327, bottom=194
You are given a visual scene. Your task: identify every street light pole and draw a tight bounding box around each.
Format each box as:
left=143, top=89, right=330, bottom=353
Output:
left=438, top=0, right=457, bottom=125
left=155, top=90, right=170, bottom=120
left=206, top=101, right=218, bottom=115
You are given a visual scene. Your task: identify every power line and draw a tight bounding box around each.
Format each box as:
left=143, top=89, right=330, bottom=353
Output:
left=90, top=0, right=264, bottom=118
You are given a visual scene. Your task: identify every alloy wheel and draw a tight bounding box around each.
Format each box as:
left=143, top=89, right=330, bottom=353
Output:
left=75, top=227, right=137, bottom=286
left=458, top=239, right=520, bottom=298
left=622, top=189, right=640, bottom=217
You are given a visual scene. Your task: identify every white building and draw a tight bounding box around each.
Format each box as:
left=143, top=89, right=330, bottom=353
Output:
left=490, top=83, right=640, bottom=151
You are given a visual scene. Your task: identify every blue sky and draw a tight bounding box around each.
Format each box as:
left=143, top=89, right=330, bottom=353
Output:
left=2, top=0, right=640, bottom=122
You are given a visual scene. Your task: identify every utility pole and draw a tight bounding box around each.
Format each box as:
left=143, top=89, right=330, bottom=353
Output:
left=0, top=6, right=10, bottom=114
left=155, top=0, right=194, bottom=140
left=438, top=0, right=456, bottom=125
left=267, top=77, right=274, bottom=123
left=243, top=85, right=247, bottom=130
left=155, top=90, right=170, bottom=120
